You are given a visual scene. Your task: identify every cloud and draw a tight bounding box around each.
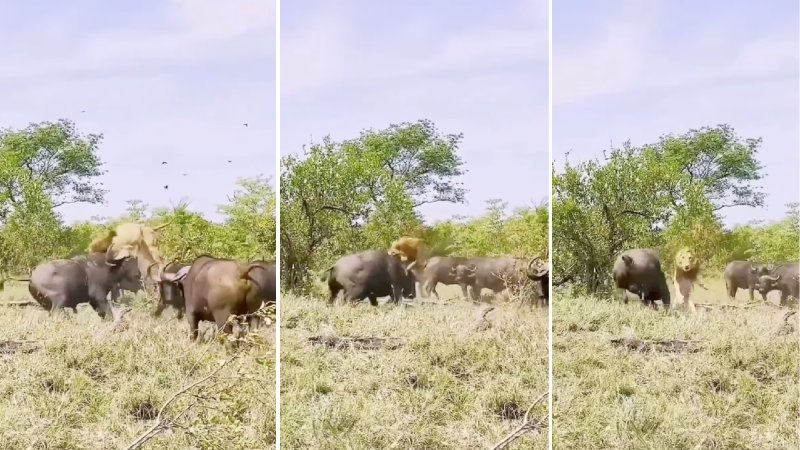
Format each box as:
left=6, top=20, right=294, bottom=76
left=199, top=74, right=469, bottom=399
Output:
left=0, top=0, right=275, bottom=83
left=282, top=1, right=546, bottom=98
left=554, top=9, right=799, bottom=105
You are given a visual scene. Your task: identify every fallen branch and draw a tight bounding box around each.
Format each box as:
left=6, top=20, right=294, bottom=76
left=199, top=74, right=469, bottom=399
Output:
left=491, top=392, right=548, bottom=450
left=0, top=300, right=38, bottom=307
left=694, top=302, right=762, bottom=311
left=610, top=337, right=702, bottom=353
left=0, top=340, right=41, bottom=355
left=309, top=335, right=403, bottom=351
left=125, top=355, right=240, bottom=450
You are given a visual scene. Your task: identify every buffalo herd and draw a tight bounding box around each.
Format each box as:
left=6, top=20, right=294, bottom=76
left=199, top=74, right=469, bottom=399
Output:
left=324, top=237, right=550, bottom=307
left=13, top=222, right=277, bottom=342
left=613, top=247, right=799, bottom=310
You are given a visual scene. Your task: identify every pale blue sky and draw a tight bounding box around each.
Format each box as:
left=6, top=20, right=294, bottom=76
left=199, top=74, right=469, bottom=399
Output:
left=554, top=0, right=799, bottom=226
left=281, top=0, right=549, bottom=222
left=0, top=0, right=275, bottom=223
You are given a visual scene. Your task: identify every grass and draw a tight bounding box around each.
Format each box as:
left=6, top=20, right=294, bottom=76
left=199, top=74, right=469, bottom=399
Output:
left=553, top=277, right=799, bottom=449
left=280, top=284, right=549, bottom=449
left=0, top=281, right=275, bottom=450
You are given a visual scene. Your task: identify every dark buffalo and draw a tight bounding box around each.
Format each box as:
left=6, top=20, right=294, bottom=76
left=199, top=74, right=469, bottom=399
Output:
left=26, top=253, right=139, bottom=318
left=756, top=262, right=800, bottom=306
left=160, top=255, right=265, bottom=340
left=723, top=260, right=770, bottom=302
left=325, top=250, right=416, bottom=306
left=249, top=260, right=277, bottom=305
left=451, top=257, right=529, bottom=301
left=154, top=261, right=188, bottom=318
left=612, top=249, right=670, bottom=309
left=109, top=257, right=144, bottom=301
left=420, top=256, right=471, bottom=299
left=525, top=257, right=549, bottom=307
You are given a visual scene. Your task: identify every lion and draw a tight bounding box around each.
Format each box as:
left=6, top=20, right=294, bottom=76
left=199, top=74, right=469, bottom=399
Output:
left=88, top=222, right=170, bottom=287
left=673, top=247, right=708, bottom=313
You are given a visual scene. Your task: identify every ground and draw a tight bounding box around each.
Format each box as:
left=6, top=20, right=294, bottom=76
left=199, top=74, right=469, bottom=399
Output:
left=280, top=284, right=549, bottom=449
left=553, top=277, right=799, bottom=449
left=0, top=282, right=275, bottom=450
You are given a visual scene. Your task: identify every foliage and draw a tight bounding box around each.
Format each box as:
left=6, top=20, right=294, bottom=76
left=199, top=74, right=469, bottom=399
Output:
left=424, top=200, right=548, bottom=259
left=280, top=120, right=464, bottom=290
left=0, top=119, right=105, bottom=218
left=553, top=125, right=773, bottom=293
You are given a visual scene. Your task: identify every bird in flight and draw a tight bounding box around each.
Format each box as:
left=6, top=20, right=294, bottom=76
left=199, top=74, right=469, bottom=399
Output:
left=161, top=161, right=168, bottom=165
left=164, top=185, right=169, bottom=190
left=243, top=123, right=248, bottom=127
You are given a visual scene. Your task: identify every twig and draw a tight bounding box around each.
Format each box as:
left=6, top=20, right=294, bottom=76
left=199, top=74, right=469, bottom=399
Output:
left=491, top=392, right=548, bottom=450
left=124, top=355, right=240, bottom=450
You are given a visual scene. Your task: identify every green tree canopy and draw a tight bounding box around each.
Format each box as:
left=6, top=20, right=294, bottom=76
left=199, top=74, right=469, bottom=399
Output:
left=553, top=125, right=767, bottom=293
left=280, top=120, right=465, bottom=289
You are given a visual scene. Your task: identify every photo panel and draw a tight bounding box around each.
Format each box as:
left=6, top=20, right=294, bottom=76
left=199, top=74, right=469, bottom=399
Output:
left=279, top=0, right=550, bottom=447
left=0, top=1, right=277, bottom=448
left=552, top=1, right=799, bottom=448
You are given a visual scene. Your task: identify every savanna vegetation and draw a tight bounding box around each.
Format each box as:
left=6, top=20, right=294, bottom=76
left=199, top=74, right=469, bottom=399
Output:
left=552, top=125, right=799, bottom=449
left=0, top=119, right=276, bottom=449
left=280, top=120, right=549, bottom=448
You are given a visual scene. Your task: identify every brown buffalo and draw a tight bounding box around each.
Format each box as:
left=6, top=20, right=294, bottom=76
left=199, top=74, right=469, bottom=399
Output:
left=160, top=255, right=264, bottom=341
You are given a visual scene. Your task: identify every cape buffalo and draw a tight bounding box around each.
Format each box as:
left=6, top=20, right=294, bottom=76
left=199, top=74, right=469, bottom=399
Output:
left=420, top=256, right=471, bottom=299
left=325, top=250, right=416, bottom=306
left=612, top=249, right=671, bottom=309
left=756, top=262, right=800, bottom=306
left=154, top=261, right=188, bottom=318
left=26, top=253, right=139, bottom=318
left=248, top=260, right=277, bottom=306
left=451, top=257, right=529, bottom=301
left=160, top=255, right=265, bottom=341
left=672, top=248, right=708, bottom=312
left=526, top=257, right=549, bottom=307
left=723, top=260, right=769, bottom=302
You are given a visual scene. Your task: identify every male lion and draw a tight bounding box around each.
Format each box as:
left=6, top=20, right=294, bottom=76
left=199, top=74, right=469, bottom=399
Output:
left=673, top=247, right=708, bottom=312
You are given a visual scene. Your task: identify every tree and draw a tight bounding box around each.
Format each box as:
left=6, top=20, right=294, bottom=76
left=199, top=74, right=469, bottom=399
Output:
left=219, top=176, right=277, bottom=260
left=0, top=119, right=105, bottom=221
left=280, top=120, right=465, bottom=290
left=553, top=125, right=766, bottom=293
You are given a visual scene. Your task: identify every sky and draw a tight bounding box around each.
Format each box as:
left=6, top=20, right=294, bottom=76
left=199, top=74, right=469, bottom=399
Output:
left=554, top=0, right=799, bottom=227
left=281, top=0, right=549, bottom=222
left=0, top=0, right=276, bottom=223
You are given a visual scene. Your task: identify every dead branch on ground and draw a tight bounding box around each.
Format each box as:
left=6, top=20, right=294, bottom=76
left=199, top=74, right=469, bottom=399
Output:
left=309, top=335, right=403, bottom=351
left=610, top=337, right=702, bottom=353
left=0, top=340, right=41, bottom=355
left=0, top=300, right=38, bottom=307
left=124, top=355, right=240, bottom=450
left=491, top=392, right=548, bottom=450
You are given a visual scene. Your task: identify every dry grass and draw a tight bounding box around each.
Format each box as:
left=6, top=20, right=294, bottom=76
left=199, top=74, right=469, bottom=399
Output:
left=553, top=277, right=799, bottom=449
left=0, top=282, right=275, bottom=450
left=280, top=284, right=549, bottom=449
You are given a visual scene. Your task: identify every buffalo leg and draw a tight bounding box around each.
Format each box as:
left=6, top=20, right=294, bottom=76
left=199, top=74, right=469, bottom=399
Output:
left=459, top=283, right=469, bottom=299
left=471, top=284, right=482, bottom=302
left=187, top=312, right=201, bottom=341
left=175, top=308, right=184, bottom=320
left=368, top=295, right=378, bottom=306
left=725, top=281, right=736, bottom=303
left=780, top=291, right=788, bottom=307
left=152, top=302, right=166, bottom=317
